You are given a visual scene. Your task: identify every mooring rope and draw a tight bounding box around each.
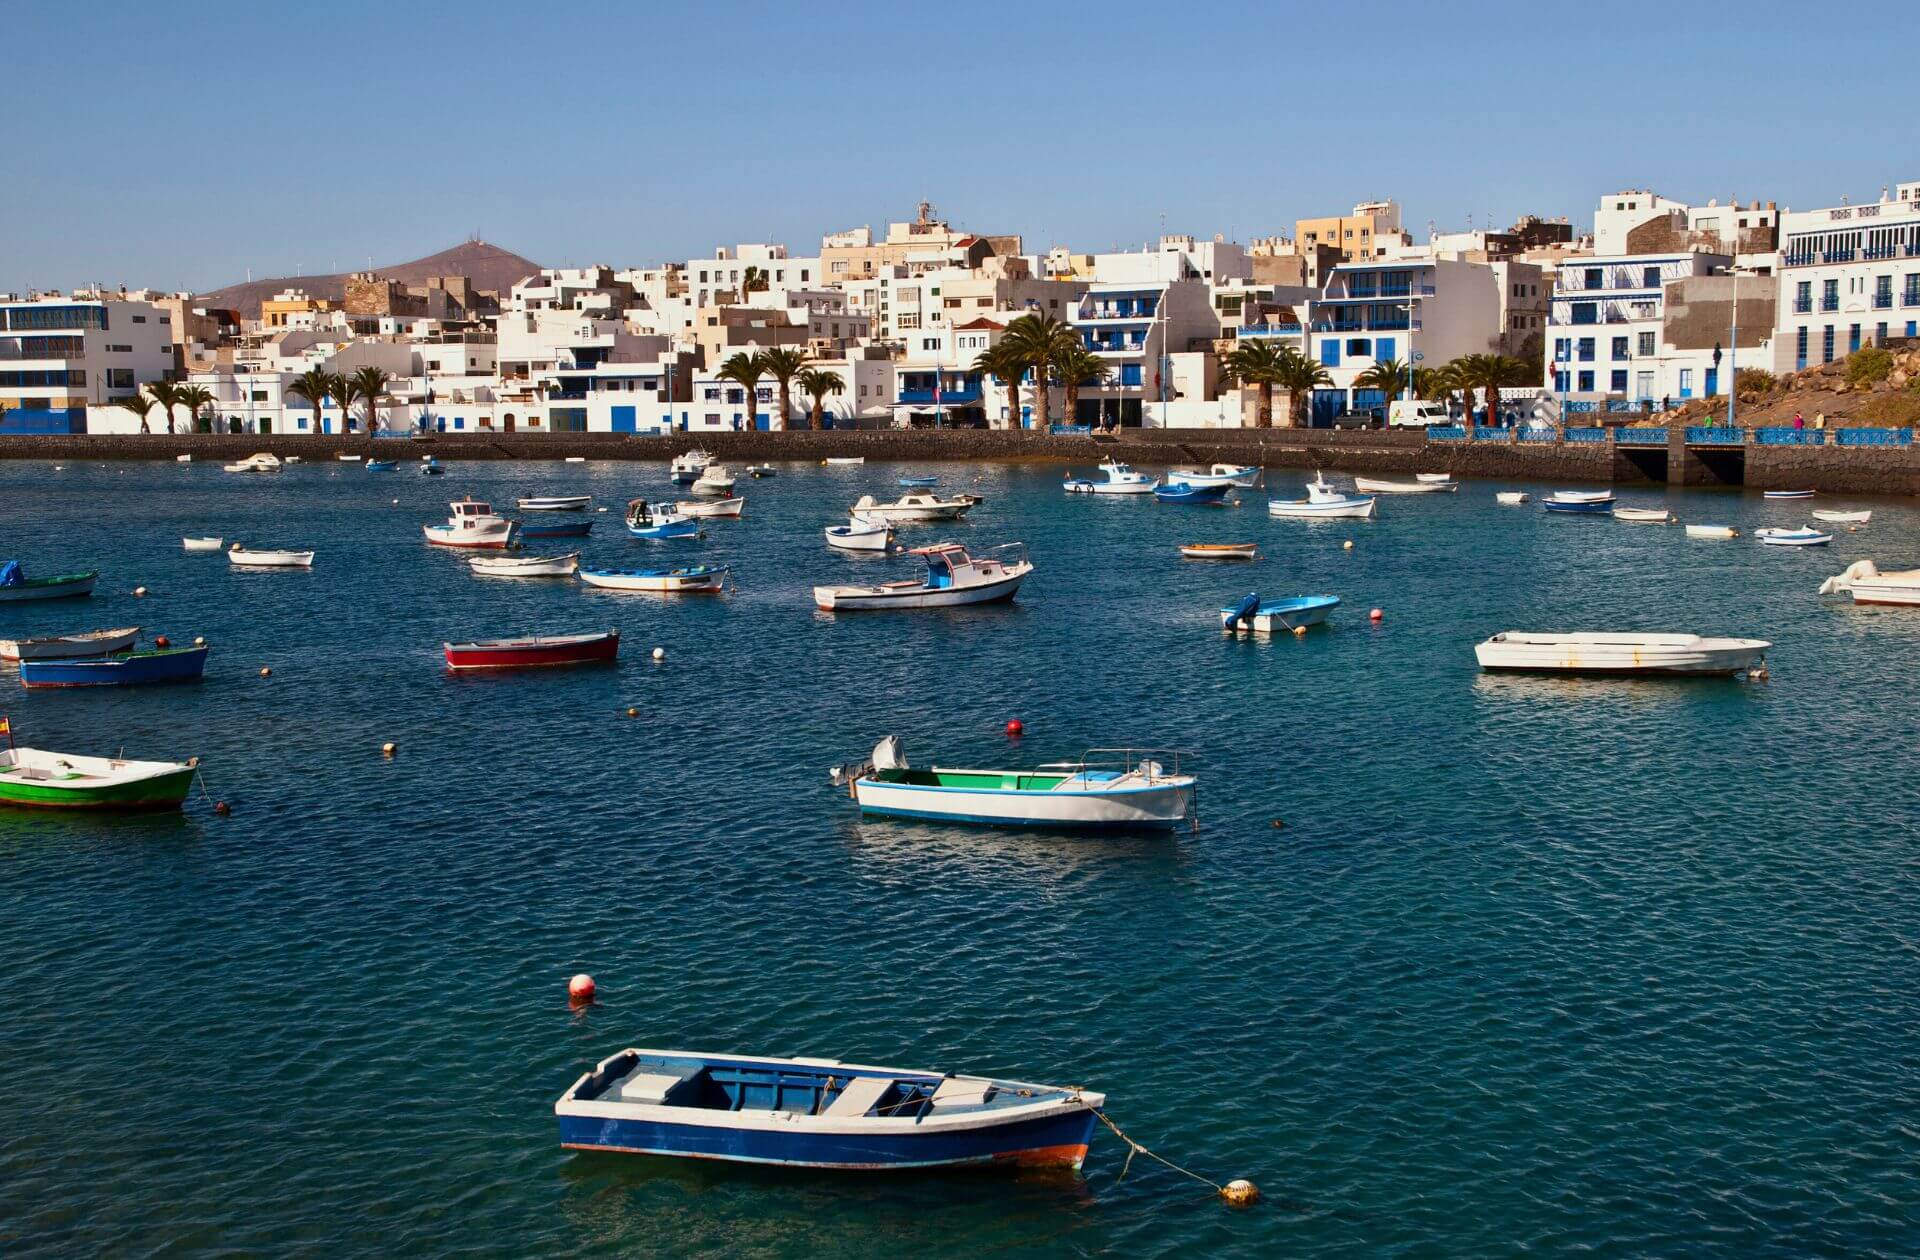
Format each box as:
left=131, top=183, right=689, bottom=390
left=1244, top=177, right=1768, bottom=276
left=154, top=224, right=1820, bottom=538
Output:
left=1079, top=1097, right=1223, bottom=1193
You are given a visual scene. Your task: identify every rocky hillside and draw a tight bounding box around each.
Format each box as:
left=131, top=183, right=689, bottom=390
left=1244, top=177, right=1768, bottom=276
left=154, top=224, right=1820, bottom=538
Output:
left=193, top=239, right=542, bottom=318
left=1656, top=341, right=1920, bottom=428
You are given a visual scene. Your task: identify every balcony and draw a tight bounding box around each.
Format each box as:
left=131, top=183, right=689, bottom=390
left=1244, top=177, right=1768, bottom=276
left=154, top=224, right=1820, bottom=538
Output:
left=1792, top=299, right=1813, bottom=314
left=1865, top=246, right=1899, bottom=260
left=1078, top=301, right=1158, bottom=321
left=1874, top=294, right=1894, bottom=309
left=1821, top=298, right=1840, bottom=312
left=897, top=384, right=982, bottom=404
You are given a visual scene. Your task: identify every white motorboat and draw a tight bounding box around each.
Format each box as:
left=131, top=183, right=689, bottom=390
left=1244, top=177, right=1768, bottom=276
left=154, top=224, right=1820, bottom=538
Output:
left=831, top=737, right=1195, bottom=831
left=517, top=495, right=591, bottom=512
left=1819, top=560, right=1920, bottom=606
left=1268, top=475, right=1377, bottom=519
left=175, top=454, right=192, bottom=463
left=222, top=452, right=283, bottom=474
left=1811, top=509, right=1871, bottom=524
left=182, top=536, right=225, bottom=553
left=813, top=542, right=1030, bottom=611
left=1063, top=459, right=1157, bottom=495
left=1613, top=507, right=1674, bottom=524
left=849, top=492, right=976, bottom=522
left=825, top=515, right=894, bottom=553
left=579, top=565, right=729, bottom=593
left=692, top=464, right=737, bottom=496
left=746, top=463, right=776, bottom=478
left=1756, top=527, right=1832, bottom=547
left=424, top=498, right=516, bottom=549
left=674, top=496, right=745, bottom=519
left=338, top=454, right=362, bottom=462
left=1685, top=525, right=1739, bottom=539
left=668, top=450, right=714, bottom=484
left=0, top=626, right=141, bottom=662
left=825, top=456, right=866, bottom=466
left=468, top=552, right=580, bottom=578
left=1415, top=473, right=1456, bottom=484
left=1219, top=592, right=1340, bottom=633
left=1353, top=476, right=1456, bottom=494
left=1496, top=492, right=1531, bottom=506
left=1474, top=631, right=1770, bottom=676
left=227, top=545, right=314, bottom=568
left=1162, top=463, right=1261, bottom=489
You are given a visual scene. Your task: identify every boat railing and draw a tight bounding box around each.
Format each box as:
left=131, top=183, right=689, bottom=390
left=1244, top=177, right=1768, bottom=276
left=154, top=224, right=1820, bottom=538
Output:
left=1040, top=748, right=1189, bottom=781
left=971, top=542, right=1030, bottom=570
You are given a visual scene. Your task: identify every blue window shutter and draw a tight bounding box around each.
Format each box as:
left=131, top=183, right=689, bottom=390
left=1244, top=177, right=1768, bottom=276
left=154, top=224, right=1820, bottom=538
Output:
left=1375, top=337, right=1394, bottom=362
left=1320, top=340, right=1339, bottom=367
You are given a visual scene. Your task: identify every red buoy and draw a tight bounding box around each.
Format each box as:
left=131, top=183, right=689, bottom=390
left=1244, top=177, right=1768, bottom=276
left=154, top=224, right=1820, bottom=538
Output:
left=1369, top=608, right=1384, bottom=623
left=568, top=973, right=596, bottom=1004
left=153, top=635, right=170, bottom=649
left=1005, top=719, right=1024, bottom=737
left=214, top=801, right=231, bottom=816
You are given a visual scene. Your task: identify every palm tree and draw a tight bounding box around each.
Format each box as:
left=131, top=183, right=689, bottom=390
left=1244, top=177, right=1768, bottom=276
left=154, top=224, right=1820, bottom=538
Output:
left=1219, top=340, right=1290, bottom=428
left=717, top=352, right=768, bottom=431
left=758, top=347, right=809, bottom=432
left=1054, top=344, right=1113, bottom=428
left=1272, top=347, right=1333, bottom=428
left=288, top=368, right=334, bottom=435
left=1449, top=354, right=1530, bottom=426
left=1411, top=364, right=1450, bottom=402
left=349, top=366, right=392, bottom=438
left=174, top=383, right=215, bottom=432
left=1000, top=313, right=1080, bottom=433
left=143, top=380, right=180, bottom=433
left=327, top=370, right=358, bottom=434
left=1354, top=357, right=1409, bottom=404
left=740, top=265, right=767, bottom=299
left=973, top=343, right=1026, bottom=430
left=795, top=367, right=844, bottom=430
left=112, top=392, right=155, bottom=433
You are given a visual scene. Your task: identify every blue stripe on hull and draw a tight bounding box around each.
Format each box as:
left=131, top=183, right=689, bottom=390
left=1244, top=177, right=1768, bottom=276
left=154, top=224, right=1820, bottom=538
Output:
left=857, top=803, right=1183, bottom=831
left=559, top=1107, right=1095, bottom=1169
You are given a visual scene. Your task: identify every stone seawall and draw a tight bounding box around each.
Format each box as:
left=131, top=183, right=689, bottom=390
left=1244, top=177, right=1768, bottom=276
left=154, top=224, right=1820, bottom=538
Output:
left=3, top=429, right=1914, bottom=494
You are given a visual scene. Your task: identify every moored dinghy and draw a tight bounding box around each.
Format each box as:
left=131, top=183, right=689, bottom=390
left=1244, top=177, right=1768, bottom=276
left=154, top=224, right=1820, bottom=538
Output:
left=831, top=736, right=1195, bottom=831
left=1474, top=631, right=1770, bottom=676
left=1542, top=490, right=1615, bottom=514
left=556, top=1046, right=1103, bottom=1170
left=1819, top=560, right=1920, bottom=605
left=1220, top=592, right=1340, bottom=633
left=228, top=545, right=314, bottom=568
left=1153, top=481, right=1231, bottom=505
left=1354, top=476, right=1456, bottom=494
left=1685, top=524, right=1739, bottom=539
left=625, top=499, right=701, bottom=539
left=825, top=514, right=894, bottom=553
left=0, top=626, right=140, bottom=662
left=468, top=552, right=580, bottom=578
left=674, top=496, right=745, bottom=519
left=443, top=629, right=619, bottom=671
left=517, top=495, right=591, bottom=511
left=0, top=563, right=97, bottom=601
left=579, top=565, right=729, bottom=593
left=1267, top=475, right=1376, bottom=519
left=21, top=644, right=210, bottom=688
left=1613, top=507, right=1674, bottom=524
left=182, top=536, right=225, bottom=552
left=1496, top=492, right=1531, bottom=506
left=0, top=736, right=198, bottom=811
left=1756, top=527, right=1832, bottom=547
left=1179, top=543, right=1258, bottom=560
left=1811, top=509, right=1871, bottom=524
left=813, top=543, right=1030, bottom=611
left=1764, top=489, right=1815, bottom=500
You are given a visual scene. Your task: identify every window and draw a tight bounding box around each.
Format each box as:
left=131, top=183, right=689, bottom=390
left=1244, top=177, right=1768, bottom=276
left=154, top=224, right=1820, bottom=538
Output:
left=1345, top=338, right=1371, bottom=356
left=1822, top=279, right=1839, bottom=312
left=1637, top=331, right=1655, bottom=357
left=1905, top=275, right=1920, bottom=307
left=1849, top=324, right=1861, bottom=353
left=1576, top=337, right=1595, bottom=362
left=1554, top=337, right=1571, bottom=362
left=1120, top=364, right=1143, bottom=386
left=1611, top=370, right=1628, bottom=392
left=105, top=368, right=132, bottom=389
left=1571, top=302, right=1597, bottom=325
left=1678, top=368, right=1694, bottom=397
left=1796, top=327, right=1808, bottom=370
left=1642, top=266, right=1661, bottom=288
left=1794, top=280, right=1812, bottom=314
left=1612, top=336, right=1630, bottom=359
left=1584, top=267, right=1603, bottom=289
left=1822, top=326, right=1835, bottom=362
left=1577, top=370, right=1594, bottom=391
left=1875, top=275, right=1893, bottom=309
left=1636, top=370, right=1655, bottom=399
left=131, top=314, right=147, bottom=323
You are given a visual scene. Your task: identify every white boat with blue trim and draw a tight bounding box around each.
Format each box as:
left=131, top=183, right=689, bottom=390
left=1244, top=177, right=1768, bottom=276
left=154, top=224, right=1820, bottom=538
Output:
left=813, top=543, right=1029, bottom=610
left=557, top=1046, right=1103, bottom=1172
left=1063, top=459, right=1157, bottom=495
left=1220, top=592, right=1340, bottom=633
left=1756, top=527, right=1832, bottom=547
left=1267, top=475, right=1376, bottom=519
left=832, top=737, right=1194, bottom=831
left=1162, top=462, right=1261, bottom=489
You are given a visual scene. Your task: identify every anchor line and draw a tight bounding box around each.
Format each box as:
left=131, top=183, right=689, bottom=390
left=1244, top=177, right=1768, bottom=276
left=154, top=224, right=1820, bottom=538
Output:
left=1076, top=1096, right=1223, bottom=1194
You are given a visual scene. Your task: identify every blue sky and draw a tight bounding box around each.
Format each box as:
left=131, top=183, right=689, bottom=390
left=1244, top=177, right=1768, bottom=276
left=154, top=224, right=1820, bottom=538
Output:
left=6, top=0, right=1913, bottom=292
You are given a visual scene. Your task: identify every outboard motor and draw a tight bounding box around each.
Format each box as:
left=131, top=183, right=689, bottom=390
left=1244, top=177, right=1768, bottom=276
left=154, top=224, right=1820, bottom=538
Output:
left=1225, top=592, right=1260, bottom=630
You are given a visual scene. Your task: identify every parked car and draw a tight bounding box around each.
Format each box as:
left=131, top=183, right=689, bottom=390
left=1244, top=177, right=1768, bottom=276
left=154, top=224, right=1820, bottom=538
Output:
left=1329, top=410, right=1383, bottom=429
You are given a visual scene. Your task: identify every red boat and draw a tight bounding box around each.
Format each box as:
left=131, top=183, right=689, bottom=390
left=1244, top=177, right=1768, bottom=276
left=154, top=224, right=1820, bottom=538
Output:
left=443, top=629, right=620, bottom=671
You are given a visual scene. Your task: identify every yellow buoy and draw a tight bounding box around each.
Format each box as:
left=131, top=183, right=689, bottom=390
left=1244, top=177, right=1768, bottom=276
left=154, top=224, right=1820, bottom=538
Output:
left=1292, top=625, right=1307, bottom=637
left=1342, top=540, right=1354, bottom=550
left=626, top=707, right=639, bottom=718
left=1220, top=1179, right=1260, bottom=1208
left=258, top=666, right=271, bottom=678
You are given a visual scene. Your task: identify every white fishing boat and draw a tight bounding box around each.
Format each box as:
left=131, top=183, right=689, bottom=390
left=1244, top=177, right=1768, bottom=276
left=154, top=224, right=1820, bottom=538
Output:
left=468, top=552, right=580, bottom=578
left=1353, top=476, right=1456, bottom=494
left=1496, top=492, right=1531, bottom=506
left=668, top=450, right=714, bottom=485
left=424, top=498, right=516, bottom=549
left=675, top=496, right=745, bottom=518
left=1819, top=560, right=1920, bottom=606
left=1219, top=592, right=1340, bottom=633
left=1685, top=525, right=1739, bottom=539
left=1474, top=631, right=1770, bottom=676
left=0, top=626, right=141, bottom=662
left=1063, top=459, right=1157, bottom=495
left=831, top=737, right=1195, bottom=831
left=227, top=545, right=314, bottom=568
left=746, top=463, right=777, bottom=478
left=1268, top=475, right=1377, bottom=519
left=1756, top=527, right=1832, bottom=547
left=1162, top=463, right=1261, bottom=489
left=813, top=543, right=1030, bottom=611
left=849, top=492, right=976, bottom=522
left=221, top=452, right=283, bottom=474
left=182, top=536, right=225, bottom=553
left=517, top=495, right=591, bottom=512
left=825, top=515, right=894, bottom=553
left=692, top=464, right=737, bottom=496
left=825, top=456, right=866, bottom=466
left=579, top=565, right=729, bottom=593
left=1613, top=507, right=1674, bottom=524
left=1810, top=509, right=1871, bottom=524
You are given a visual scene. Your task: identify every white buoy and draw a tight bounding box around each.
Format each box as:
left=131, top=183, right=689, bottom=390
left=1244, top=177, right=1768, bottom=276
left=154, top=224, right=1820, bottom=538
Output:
left=134, top=585, right=148, bottom=597
left=652, top=647, right=666, bottom=661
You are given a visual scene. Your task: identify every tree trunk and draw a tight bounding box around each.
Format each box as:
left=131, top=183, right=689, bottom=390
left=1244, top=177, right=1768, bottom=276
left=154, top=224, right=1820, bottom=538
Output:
left=1064, top=379, right=1079, bottom=428
left=776, top=381, right=790, bottom=432
left=1003, top=380, right=1019, bottom=430
left=1258, top=382, right=1272, bottom=429
left=1031, top=362, right=1049, bottom=433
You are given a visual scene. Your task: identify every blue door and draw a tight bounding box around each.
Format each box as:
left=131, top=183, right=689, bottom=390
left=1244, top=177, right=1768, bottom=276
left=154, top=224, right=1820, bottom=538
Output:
left=1352, top=388, right=1386, bottom=419
left=1310, top=390, right=1344, bottom=427
left=1704, top=369, right=1718, bottom=397
left=611, top=405, right=637, bottom=433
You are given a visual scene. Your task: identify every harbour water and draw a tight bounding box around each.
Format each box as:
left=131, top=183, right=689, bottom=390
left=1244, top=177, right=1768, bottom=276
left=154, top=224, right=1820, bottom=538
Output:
left=2, top=457, right=1917, bottom=1256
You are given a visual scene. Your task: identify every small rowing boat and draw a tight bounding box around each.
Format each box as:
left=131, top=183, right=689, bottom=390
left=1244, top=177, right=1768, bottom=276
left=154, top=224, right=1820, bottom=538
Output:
left=1613, top=507, right=1674, bottom=524
left=1811, top=509, right=1871, bottom=524
left=1474, top=631, right=1769, bottom=677
left=825, top=515, right=894, bottom=553
left=814, top=543, right=1030, bottom=611
left=1820, top=560, right=1920, bottom=606
left=1153, top=481, right=1231, bottom=505
left=0, top=564, right=97, bottom=601
left=1756, top=527, right=1832, bottom=547
left=0, top=626, right=140, bottom=662
left=182, top=536, right=225, bottom=553
left=1764, top=489, right=1814, bottom=500
left=0, top=739, right=198, bottom=811
left=579, top=565, right=728, bottom=593
left=443, top=629, right=619, bottom=671
left=1685, top=525, right=1739, bottom=539
left=468, top=552, right=580, bottom=578
left=1541, top=491, right=1615, bottom=514
left=1354, top=476, right=1456, bottom=494
left=517, top=495, right=591, bottom=512
left=338, top=454, right=362, bottom=462
left=1180, top=543, right=1258, bottom=560
left=1220, top=592, right=1339, bottom=633
left=21, top=644, right=209, bottom=688
left=366, top=459, right=397, bottom=472
left=674, top=496, right=745, bottom=519
left=227, top=545, right=314, bottom=568
left=556, top=1045, right=1103, bottom=1170
left=1496, top=492, right=1531, bottom=506
left=825, top=456, right=866, bottom=466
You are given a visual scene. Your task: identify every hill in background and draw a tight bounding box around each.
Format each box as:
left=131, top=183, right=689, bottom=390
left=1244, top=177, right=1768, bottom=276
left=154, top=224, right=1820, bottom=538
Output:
left=194, top=239, right=542, bottom=317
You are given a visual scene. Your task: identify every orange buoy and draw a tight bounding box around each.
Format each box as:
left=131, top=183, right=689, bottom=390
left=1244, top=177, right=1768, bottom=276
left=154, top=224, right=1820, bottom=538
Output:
left=1006, top=719, right=1024, bottom=737
left=214, top=801, right=231, bottom=816
left=154, top=635, right=170, bottom=649
left=1369, top=608, right=1384, bottom=623
left=1220, top=1178, right=1260, bottom=1207
left=626, top=707, right=639, bottom=718
left=568, top=973, right=596, bottom=1003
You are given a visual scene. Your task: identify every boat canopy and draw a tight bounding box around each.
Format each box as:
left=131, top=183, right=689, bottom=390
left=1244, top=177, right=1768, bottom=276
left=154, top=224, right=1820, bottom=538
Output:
left=0, top=561, right=20, bottom=587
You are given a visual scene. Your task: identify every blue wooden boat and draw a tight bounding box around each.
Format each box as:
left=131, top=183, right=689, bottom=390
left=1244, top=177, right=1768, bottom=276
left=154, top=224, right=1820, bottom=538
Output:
left=519, top=519, right=594, bottom=539
left=366, top=459, right=397, bottom=472
left=1541, top=491, right=1615, bottom=514
left=20, top=644, right=209, bottom=688
left=898, top=475, right=940, bottom=487
left=1220, top=593, right=1339, bottom=633
left=420, top=458, right=444, bottom=476
left=625, top=499, right=700, bottom=540
left=556, top=1047, right=1104, bottom=1171
left=1153, top=481, right=1231, bottom=505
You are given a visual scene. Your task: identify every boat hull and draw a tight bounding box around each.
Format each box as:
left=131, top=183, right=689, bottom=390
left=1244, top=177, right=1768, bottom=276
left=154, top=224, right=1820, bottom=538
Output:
left=580, top=569, right=726, bottom=593
left=1222, top=597, right=1339, bottom=632
left=0, top=766, right=194, bottom=811
left=518, top=497, right=590, bottom=511
left=20, top=646, right=209, bottom=688
left=1180, top=544, right=1257, bottom=560
left=814, top=570, right=1026, bottom=611
left=1542, top=499, right=1614, bottom=514
left=825, top=526, right=892, bottom=552
left=443, top=632, right=619, bottom=671
left=0, top=626, right=140, bottom=661
left=1064, top=480, right=1154, bottom=495
left=1267, top=497, right=1375, bottom=519
left=1353, top=477, right=1454, bottom=494
left=1475, top=636, right=1767, bottom=676
left=423, top=525, right=513, bottom=549
left=853, top=777, right=1192, bottom=830
left=0, top=573, right=97, bottom=601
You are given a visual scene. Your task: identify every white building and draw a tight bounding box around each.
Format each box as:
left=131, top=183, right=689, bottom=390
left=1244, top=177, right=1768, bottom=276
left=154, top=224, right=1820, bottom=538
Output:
left=1774, top=179, right=1920, bottom=373
left=0, top=292, right=174, bottom=433
left=1068, top=278, right=1220, bottom=427
left=1547, top=252, right=1728, bottom=407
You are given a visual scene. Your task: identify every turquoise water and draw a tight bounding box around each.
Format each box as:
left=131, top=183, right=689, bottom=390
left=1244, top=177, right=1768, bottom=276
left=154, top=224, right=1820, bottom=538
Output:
left=1, top=457, right=1917, bottom=1257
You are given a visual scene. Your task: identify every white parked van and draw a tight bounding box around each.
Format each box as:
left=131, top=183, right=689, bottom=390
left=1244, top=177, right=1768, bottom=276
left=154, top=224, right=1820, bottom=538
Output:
left=1388, top=400, right=1451, bottom=427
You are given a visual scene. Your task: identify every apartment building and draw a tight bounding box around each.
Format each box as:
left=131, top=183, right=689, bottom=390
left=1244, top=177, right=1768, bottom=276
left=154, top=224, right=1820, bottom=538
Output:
left=1774, top=179, right=1920, bottom=372
left=1547, top=252, right=1728, bottom=404
left=0, top=293, right=173, bottom=433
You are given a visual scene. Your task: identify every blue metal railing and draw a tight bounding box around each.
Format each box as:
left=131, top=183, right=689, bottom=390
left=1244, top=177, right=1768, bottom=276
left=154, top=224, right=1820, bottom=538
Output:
left=1754, top=427, right=1825, bottom=446
left=1615, top=428, right=1669, bottom=446
left=1517, top=428, right=1559, bottom=444
left=1834, top=426, right=1912, bottom=447
left=1564, top=427, right=1608, bottom=443
left=1049, top=423, right=1092, bottom=435
left=1473, top=427, right=1514, bottom=442
left=1425, top=425, right=1467, bottom=441
left=1793, top=299, right=1813, bottom=314
left=1685, top=426, right=1744, bottom=445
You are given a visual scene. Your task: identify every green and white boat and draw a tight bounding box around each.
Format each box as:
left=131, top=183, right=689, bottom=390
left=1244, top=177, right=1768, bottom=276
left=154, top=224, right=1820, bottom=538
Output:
left=0, top=744, right=198, bottom=811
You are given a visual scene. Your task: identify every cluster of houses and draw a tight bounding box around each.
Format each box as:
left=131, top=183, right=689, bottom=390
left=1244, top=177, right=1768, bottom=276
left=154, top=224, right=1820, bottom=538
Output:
left=5, top=179, right=1919, bottom=437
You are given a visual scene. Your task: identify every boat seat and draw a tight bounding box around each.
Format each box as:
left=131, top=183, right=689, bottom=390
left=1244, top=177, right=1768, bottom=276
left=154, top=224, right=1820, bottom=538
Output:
left=824, top=1076, right=894, bottom=1118
left=928, top=1077, right=995, bottom=1111
left=610, top=1067, right=695, bottom=1105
